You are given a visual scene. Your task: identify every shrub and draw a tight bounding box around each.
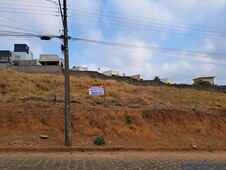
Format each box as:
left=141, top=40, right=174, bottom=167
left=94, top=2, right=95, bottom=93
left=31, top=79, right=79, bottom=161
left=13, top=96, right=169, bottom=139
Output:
left=93, top=137, right=105, bottom=146
left=194, top=80, right=211, bottom=86
left=35, top=82, right=44, bottom=89
left=126, top=116, right=132, bottom=124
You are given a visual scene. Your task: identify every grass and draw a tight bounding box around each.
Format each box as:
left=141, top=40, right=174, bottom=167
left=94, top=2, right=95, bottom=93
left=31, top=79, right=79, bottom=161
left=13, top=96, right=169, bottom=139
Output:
left=0, top=68, right=226, bottom=111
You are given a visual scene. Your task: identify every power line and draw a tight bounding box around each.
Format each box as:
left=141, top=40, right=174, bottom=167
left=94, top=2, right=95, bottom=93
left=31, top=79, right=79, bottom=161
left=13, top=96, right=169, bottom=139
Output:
left=68, top=9, right=226, bottom=36
left=1, top=0, right=52, bottom=5
left=0, top=16, right=51, bottom=35
left=0, top=2, right=56, bottom=9
left=72, top=37, right=226, bottom=58
left=71, top=37, right=226, bottom=67
left=0, top=6, right=57, bottom=13
left=69, top=14, right=226, bottom=40
left=0, top=10, right=58, bottom=16
left=76, top=41, right=191, bottom=79
left=1, top=2, right=225, bottom=40
left=0, top=24, right=46, bottom=35
left=67, top=5, right=226, bottom=32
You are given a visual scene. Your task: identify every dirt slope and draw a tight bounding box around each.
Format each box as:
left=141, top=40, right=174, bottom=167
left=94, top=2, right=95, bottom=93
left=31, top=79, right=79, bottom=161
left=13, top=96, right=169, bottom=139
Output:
left=0, top=69, right=226, bottom=149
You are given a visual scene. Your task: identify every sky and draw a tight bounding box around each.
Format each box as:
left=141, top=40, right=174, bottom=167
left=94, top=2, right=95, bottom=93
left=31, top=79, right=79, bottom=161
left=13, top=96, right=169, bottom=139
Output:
left=1, top=0, right=226, bottom=84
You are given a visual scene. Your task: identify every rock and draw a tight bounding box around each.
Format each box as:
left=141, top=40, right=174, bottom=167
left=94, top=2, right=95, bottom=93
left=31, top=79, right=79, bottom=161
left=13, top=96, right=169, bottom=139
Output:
left=191, top=144, right=197, bottom=149
left=125, top=139, right=128, bottom=141
left=108, top=141, right=112, bottom=144
left=40, top=135, right=48, bottom=139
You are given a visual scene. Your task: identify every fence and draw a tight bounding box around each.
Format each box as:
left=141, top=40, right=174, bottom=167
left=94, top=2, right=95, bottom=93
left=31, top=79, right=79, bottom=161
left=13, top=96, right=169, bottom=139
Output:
left=19, top=79, right=226, bottom=113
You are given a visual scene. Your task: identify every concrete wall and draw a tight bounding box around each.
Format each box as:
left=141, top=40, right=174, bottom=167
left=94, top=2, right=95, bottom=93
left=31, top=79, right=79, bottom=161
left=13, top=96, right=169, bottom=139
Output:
left=6, top=65, right=63, bottom=74
left=11, top=52, right=33, bottom=61
left=170, top=84, right=226, bottom=93
left=1, top=66, right=225, bottom=93
left=67, top=70, right=165, bottom=86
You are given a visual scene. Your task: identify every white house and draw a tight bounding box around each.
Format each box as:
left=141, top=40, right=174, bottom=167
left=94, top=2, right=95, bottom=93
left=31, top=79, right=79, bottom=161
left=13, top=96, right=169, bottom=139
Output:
left=103, top=70, right=119, bottom=76
left=131, top=74, right=145, bottom=80
left=11, top=44, right=33, bottom=61
left=193, top=76, right=215, bottom=85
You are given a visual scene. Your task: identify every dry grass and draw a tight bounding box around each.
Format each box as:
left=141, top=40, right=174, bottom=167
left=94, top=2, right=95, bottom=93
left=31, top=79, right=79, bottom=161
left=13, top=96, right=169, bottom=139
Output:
left=0, top=68, right=226, bottom=111
left=0, top=69, right=226, bottom=149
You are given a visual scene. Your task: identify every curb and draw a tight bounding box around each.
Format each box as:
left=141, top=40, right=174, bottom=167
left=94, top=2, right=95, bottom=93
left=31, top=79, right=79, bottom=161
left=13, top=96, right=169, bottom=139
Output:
left=0, top=147, right=226, bottom=153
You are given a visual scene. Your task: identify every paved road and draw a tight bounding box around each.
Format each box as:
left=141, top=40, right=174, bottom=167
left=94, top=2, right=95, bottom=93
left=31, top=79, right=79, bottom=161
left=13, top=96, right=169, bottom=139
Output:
left=0, top=151, right=225, bottom=170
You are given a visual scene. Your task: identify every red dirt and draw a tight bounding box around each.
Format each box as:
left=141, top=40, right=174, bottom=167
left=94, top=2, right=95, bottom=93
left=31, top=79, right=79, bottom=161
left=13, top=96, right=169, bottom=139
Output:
left=0, top=102, right=225, bottom=149
left=0, top=69, right=225, bottom=149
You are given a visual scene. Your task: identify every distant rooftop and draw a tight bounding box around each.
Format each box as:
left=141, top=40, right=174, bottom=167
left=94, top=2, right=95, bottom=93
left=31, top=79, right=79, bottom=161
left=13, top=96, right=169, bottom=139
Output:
left=193, top=76, right=215, bottom=80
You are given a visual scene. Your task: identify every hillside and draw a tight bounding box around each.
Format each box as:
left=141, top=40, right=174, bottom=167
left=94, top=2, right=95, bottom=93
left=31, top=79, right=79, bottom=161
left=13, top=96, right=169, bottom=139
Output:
left=0, top=69, right=226, bottom=149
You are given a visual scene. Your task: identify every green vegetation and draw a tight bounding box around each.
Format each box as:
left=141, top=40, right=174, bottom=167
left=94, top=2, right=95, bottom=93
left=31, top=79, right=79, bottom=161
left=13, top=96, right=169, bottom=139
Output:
left=126, top=116, right=132, bottom=124
left=35, top=82, right=44, bottom=90
left=194, top=80, right=211, bottom=86
left=153, top=76, right=160, bottom=81
left=93, top=136, right=105, bottom=146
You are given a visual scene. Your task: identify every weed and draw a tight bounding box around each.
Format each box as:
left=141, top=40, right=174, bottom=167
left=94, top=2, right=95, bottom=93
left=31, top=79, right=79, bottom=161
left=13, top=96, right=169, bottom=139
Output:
left=35, top=82, right=44, bottom=90
left=93, top=136, right=105, bottom=146
left=126, top=116, right=132, bottom=124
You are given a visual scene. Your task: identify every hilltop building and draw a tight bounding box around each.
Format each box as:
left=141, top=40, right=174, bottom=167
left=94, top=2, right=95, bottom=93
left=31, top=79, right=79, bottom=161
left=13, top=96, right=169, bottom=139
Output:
left=0, top=44, right=33, bottom=66
left=103, top=70, right=119, bottom=76
left=131, top=74, right=145, bottom=81
left=0, top=51, right=11, bottom=65
left=160, top=78, right=172, bottom=84
left=193, top=76, right=215, bottom=85
left=11, top=44, right=33, bottom=61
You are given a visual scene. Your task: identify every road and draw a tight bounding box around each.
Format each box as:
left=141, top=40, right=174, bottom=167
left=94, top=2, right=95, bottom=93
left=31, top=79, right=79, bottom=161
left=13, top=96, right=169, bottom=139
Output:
left=0, top=151, right=225, bottom=170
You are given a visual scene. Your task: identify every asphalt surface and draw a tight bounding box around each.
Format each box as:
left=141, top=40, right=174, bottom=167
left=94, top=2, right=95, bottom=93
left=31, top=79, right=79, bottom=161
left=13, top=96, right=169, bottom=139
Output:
left=0, top=151, right=225, bottom=170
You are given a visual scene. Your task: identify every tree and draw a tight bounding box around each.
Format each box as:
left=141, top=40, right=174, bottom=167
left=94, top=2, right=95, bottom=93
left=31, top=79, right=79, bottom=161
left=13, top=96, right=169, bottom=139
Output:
left=194, top=80, right=211, bottom=86
left=153, top=76, right=160, bottom=81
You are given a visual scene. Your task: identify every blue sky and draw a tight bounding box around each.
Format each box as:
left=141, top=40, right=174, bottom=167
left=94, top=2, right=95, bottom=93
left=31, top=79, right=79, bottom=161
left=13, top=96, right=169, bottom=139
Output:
left=1, top=0, right=226, bottom=84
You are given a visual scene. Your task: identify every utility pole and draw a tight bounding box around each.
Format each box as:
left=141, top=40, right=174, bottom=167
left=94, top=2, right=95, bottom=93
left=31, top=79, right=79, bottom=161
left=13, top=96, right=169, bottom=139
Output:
left=63, top=0, right=72, bottom=147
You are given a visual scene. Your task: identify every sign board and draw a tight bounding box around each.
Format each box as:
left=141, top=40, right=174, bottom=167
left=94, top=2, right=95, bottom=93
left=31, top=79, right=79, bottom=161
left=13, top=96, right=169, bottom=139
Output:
left=89, top=86, right=105, bottom=96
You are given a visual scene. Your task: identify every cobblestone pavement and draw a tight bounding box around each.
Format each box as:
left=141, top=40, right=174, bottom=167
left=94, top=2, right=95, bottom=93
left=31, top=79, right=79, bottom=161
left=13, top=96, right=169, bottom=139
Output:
left=0, top=151, right=225, bottom=170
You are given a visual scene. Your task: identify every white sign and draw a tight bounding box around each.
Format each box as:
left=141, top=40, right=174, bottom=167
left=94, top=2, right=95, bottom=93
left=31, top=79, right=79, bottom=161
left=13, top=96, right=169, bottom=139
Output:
left=89, top=86, right=105, bottom=96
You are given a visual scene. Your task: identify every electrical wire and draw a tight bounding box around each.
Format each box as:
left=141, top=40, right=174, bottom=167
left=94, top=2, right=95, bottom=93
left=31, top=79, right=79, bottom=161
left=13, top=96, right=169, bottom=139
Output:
left=77, top=40, right=226, bottom=67
left=0, top=2, right=56, bottom=9
left=67, top=5, right=226, bottom=33
left=76, top=41, right=191, bottom=79
left=72, top=37, right=226, bottom=58
left=68, top=14, right=226, bottom=40
left=0, top=16, right=51, bottom=35
left=0, top=24, right=46, bottom=35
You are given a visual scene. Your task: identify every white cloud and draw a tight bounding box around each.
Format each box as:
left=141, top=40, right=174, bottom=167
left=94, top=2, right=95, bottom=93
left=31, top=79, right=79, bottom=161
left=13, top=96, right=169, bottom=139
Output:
left=1, top=0, right=226, bottom=84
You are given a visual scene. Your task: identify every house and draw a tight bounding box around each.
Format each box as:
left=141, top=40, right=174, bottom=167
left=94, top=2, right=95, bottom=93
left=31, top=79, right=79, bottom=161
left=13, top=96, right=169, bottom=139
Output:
left=103, top=70, right=119, bottom=76
left=131, top=74, right=145, bottom=81
left=0, top=50, right=12, bottom=65
left=193, top=76, right=215, bottom=85
left=39, top=54, right=64, bottom=68
left=11, top=44, right=33, bottom=61
left=160, top=78, right=172, bottom=84
left=13, top=54, right=64, bottom=68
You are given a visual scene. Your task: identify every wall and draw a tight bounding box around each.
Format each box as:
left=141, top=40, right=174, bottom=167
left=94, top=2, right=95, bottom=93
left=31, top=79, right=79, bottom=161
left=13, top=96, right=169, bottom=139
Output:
left=170, top=84, right=226, bottom=93
left=11, top=52, right=32, bottom=61
left=6, top=65, right=63, bottom=74
left=67, top=70, right=165, bottom=86
left=2, top=67, right=225, bottom=92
